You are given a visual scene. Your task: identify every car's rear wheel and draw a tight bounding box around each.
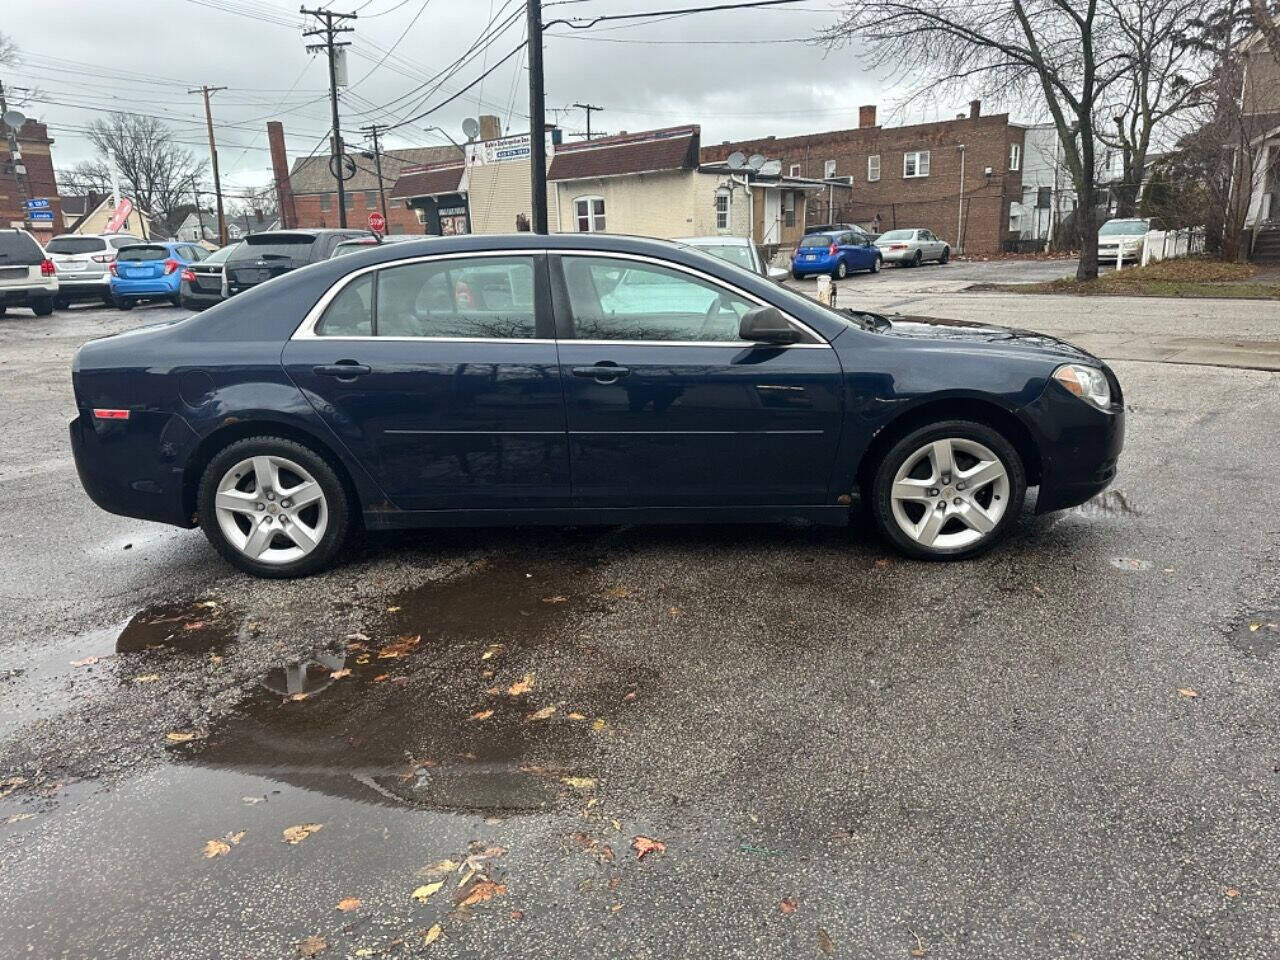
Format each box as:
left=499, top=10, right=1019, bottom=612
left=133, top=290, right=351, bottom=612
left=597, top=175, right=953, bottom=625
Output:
left=0, top=305, right=7, bottom=317
left=169, top=294, right=182, bottom=307
left=869, top=256, right=881, bottom=274
left=869, top=420, right=1025, bottom=560
left=912, top=250, right=923, bottom=267
left=834, top=260, right=848, bottom=280
left=54, top=296, right=70, bottom=310
left=117, top=298, right=134, bottom=311
left=939, top=247, right=951, bottom=264
left=32, top=298, right=54, bottom=317
left=197, top=437, right=352, bottom=578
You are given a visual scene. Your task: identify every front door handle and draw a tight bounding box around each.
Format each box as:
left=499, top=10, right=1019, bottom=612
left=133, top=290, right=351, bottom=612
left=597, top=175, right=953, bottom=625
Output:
left=572, top=364, right=630, bottom=383
left=313, top=362, right=372, bottom=380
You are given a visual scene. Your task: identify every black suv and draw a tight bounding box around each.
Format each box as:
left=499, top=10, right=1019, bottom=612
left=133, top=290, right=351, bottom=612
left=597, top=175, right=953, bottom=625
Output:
left=223, top=229, right=368, bottom=297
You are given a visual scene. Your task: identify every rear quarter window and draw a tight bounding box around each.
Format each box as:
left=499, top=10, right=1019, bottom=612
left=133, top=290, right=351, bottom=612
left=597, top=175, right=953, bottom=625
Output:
left=0, top=232, right=44, bottom=264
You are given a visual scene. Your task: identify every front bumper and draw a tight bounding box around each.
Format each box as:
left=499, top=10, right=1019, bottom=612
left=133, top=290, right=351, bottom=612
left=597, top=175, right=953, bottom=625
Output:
left=1025, top=373, right=1126, bottom=513
left=70, top=411, right=199, bottom=527
left=1096, top=244, right=1142, bottom=263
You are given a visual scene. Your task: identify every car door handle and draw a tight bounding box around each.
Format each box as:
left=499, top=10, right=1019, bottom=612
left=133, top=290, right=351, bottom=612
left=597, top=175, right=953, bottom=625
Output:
left=572, top=364, right=630, bottom=383
left=313, top=362, right=372, bottom=380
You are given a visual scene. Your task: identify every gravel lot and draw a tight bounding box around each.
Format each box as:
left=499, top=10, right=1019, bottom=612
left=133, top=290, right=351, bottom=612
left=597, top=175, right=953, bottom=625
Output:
left=1, top=281, right=1277, bottom=960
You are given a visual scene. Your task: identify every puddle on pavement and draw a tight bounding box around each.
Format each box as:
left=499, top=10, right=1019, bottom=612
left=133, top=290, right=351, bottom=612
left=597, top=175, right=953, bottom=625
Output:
left=1071, top=490, right=1143, bottom=519
left=1227, top=611, right=1279, bottom=660
left=114, top=599, right=243, bottom=654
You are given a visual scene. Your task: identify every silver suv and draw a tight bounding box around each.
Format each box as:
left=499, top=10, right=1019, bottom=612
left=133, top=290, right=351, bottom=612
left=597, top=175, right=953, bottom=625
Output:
left=45, top=233, right=142, bottom=307
left=0, top=228, right=58, bottom=317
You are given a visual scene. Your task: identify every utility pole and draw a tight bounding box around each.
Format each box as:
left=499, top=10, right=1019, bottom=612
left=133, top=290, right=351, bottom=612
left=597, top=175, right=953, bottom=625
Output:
left=303, top=6, right=357, bottom=228
left=188, top=85, right=229, bottom=245
left=572, top=103, right=603, bottom=141
left=191, top=179, right=207, bottom=243
left=527, top=0, right=548, bottom=234
left=360, top=123, right=389, bottom=224
left=0, top=82, right=32, bottom=230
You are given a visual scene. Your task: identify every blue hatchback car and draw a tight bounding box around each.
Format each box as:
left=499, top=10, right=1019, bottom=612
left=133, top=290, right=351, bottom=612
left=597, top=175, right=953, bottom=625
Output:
left=792, top=228, right=882, bottom=280
left=111, top=242, right=207, bottom=310
left=70, top=233, right=1123, bottom=578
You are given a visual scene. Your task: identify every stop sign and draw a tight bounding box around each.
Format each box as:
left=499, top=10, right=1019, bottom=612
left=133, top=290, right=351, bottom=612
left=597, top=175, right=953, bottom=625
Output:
left=368, top=211, right=386, bottom=233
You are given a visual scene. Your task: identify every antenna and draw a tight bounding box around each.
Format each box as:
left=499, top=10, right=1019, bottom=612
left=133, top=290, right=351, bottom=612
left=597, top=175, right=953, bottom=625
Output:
left=462, top=117, right=480, bottom=141
left=748, top=154, right=766, bottom=172
left=726, top=151, right=746, bottom=171
left=760, top=159, right=782, bottom=176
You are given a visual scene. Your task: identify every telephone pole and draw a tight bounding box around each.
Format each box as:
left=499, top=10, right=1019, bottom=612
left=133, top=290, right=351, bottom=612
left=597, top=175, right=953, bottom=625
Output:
left=527, top=0, right=547, bottom=234
left=0, top=82, right=33, bottom=230
left=188, top=85, right=229, bottom=245
left=572, top=103, right=603, bottom=141
left=360, top=123, right=389, bottom=225
left=303, top=6, right=357, bottom=228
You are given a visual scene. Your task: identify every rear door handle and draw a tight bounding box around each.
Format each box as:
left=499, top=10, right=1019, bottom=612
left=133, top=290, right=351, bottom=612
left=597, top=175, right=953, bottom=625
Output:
left=313, top=362, right=372, bottom=380
left=572, top=364, right=630, bottom=383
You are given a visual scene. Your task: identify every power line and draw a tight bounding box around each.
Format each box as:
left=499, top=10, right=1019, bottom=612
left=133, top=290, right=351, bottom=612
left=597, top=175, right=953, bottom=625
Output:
left=542, top=0, right=817, bottom=30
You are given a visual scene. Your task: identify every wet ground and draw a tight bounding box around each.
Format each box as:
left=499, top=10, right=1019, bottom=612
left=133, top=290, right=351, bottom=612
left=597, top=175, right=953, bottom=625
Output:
left=1, top=299, right=1278, bottom=959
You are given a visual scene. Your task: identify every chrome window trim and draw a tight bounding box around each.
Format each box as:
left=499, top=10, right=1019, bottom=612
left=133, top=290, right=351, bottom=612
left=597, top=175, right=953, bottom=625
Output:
left=291, top=247, right=829, bottom=348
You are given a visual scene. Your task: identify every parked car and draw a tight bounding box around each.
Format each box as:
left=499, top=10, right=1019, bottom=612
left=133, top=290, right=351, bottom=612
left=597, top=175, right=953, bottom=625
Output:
left=874, top=229, right=951, bottom=267
left=225, top=229, right=368, bottom=296
left=0, top=228, right=58, bottom=317
left=180, top=243, right=240, bottom=310
left=110, top=242, right=207, bottom=310
left=1096, top=218, right=1154, bottom=264
left=330, top=234, right=423, bottom=258
left=791, top=228, right=882, bottom=279
left=70, top=234, right=1124, bottom=578
left=45, top=233, right=142, bottom=307
left=674, top=235, right=787, bottom=280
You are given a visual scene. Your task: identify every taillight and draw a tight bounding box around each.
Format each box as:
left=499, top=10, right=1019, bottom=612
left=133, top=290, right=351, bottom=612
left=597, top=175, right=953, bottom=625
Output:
left=891, top=244, right=908, bottom=250
left=828, top=244, right=839, bottom=256
left=92, top=409, right=130, bottom=420
left=163, top=259, right=180, bottom=275
left=91, top=254, right=113, bottom=264
left=41, top=259, right=55, bottom=276
left=180, top=268, right=196, bottom=283
left=109, top=262, right=118, bottom=276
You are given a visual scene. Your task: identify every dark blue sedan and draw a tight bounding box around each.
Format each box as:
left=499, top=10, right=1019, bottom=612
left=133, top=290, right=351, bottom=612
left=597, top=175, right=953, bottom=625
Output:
left=70, top=234, right=1123, bottom=577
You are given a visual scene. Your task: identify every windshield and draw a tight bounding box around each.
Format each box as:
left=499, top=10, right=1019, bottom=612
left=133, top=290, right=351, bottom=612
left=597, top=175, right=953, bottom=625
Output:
left=1099, top=220, right=1147, bottom=236
left=799, top=235, right=834, bottom=248
left=229, top=234, right=317, bottom=262
left=690, top=244, right=755, bottom=270
left=47, top=237, right=107, bottom=255
left=116, top=246, right=169, bottom=262
left=876, top=230, right=914, bottom=242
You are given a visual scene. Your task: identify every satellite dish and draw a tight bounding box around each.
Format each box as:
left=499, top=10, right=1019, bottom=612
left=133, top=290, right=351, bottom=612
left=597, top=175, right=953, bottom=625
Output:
left=747, top=154, right=766, bottom=172
left=462, top=117, right=480, bottom=141
left=760, top=159, right=783, bottom=176
left=2, top=110, right=26, bottom=131
left=726, top=151, right=746, bottom=171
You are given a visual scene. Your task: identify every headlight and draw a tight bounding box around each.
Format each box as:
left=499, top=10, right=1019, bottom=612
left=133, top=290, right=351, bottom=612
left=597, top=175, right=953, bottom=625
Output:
left=1053, top=364, right=1111, bottom=409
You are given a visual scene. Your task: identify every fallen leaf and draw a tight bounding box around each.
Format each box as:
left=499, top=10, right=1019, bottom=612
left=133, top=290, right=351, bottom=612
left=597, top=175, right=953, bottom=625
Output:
left=528, top=705, right=557, bottom=721
left=631, top=836, right=667, bottom=860
left=561, top=776, right=596, bottom=791
left=70, top=656, right=100, bottom=667
left=183, top=621, right=206, bottom=631
left=296, top=935, right=327, bottom=957
left=611, top=819, right=621, bottom=831
left=330, top=668, right=352, bottom=680
left=378, top=634, right=421, bottom=659
left=242, top=796, right=263, bottom=805
left=507, top=673, right=535, bottom=696
left=3, top=812, right=35, bottom=825
left=1226, top=888, right=1240, bottom=898
left=669, top=606, right=682, bottom=618
left=132, top=674, right=161, bottom=683
left=591, top=718, right=607, bottom=733
left=510, top=909, right=524, bottom=920
left=608, top=877, right=620, bottom=891
left=227, top=831, right=245, bottom=845
left=347, top=631, right=370, bottom=643
left=469, top=709, right=495, bottom=721
left=387, top=606, right=401, bottom=613
left=418, top=858, right=459, bottom=877
left=817, top=927, right=835, bottom=955
left=422, top=924, right=443, bottom=946
left=606, top=586, right=632, bottom=599
left=373, top=673, right=390, bottom=682
left=481, top=644, right=504, bottom=660
left=412, top=880, right=445, bottom=902
left=780, top=897, right=797, bottom=914
left=336, top=897, right=362, bottom=912
left=1178, top=687, right=1199, bottom=699
left=165, top=731, right=198, bottom=743
left=911, top=951, right=928, bottom=959
left=288, top=692, right=309, bottom=702
left=198, top=600, right=219, bottom=609
left=542, top=595, right=568, bottom=604
left=355, top=655, right=371, bottom=665
left=567, top=711, right=587, bottom=721
left=599, top=844, right=614, bottom=862
left=354, top=950, right=374, bottom=958
left=0, top=777, right=26, bottom=799
left=623, top=691, right=637, bottom=702
left=610, top=903, right=622, bottom=913
left=203, top=839, right=231, bottom=858
left=282, top=823, right=323, bottom=845
left=457, top=879, right=507, bottom=907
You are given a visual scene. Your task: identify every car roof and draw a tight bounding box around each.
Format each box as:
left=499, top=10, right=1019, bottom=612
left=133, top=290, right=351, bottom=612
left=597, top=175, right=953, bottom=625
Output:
left=245, top=228, right=367, bottom=238
left=673, top=235, right=753, bottom=246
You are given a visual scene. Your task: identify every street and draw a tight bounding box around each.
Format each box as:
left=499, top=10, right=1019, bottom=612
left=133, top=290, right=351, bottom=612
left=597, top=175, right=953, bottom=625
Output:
left=2, top=279, right=1279, bottom=960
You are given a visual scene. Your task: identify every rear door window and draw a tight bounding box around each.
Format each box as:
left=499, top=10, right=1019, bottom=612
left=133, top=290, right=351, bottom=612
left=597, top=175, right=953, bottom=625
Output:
left=47, top=237, right=107, bottom=255
left=116, top=246, right=169, bottom=262
left=376, top=256, right=537, bottom=338
left=0, top=231, right=44, bottom=265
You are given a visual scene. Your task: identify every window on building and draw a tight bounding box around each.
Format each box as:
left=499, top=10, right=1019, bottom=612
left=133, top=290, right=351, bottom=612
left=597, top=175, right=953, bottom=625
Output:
left=574, top=196, right=606, bottom=232
left=823, top=159, right=837, bottom=179
left=715, top=190, right=730, bottom=231
left=320, top=194, right=332, bottom=211
left=365, top=190, right=378, bottom=209
left=867, top=154, right=881, bottom=182
left=1009, top=143, right=1022, bottom=171
left=789, top=163, right=801, bottom=178
left=344, top=192, right=355, bottom=209
left=782, top=191, right=796, bottom=229
left=903, top=150, right=931, bottom=178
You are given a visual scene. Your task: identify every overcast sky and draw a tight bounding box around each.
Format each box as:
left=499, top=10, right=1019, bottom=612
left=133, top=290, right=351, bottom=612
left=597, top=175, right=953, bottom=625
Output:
left=5, top=0, right=1006, bottom=201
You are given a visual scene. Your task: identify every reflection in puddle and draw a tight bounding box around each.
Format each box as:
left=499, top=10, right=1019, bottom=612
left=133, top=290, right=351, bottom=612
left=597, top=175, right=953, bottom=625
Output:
left=115, top=600, right=242, bottom=654
left=1072, top=490, right=1143, bottom=518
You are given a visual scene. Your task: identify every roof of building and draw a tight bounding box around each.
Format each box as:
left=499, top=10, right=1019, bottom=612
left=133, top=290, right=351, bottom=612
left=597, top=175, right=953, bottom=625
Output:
left=61, top=194, right=100, bottom=218
left=390, top=162, right=466, bottom=199
left=547, top=126, right=700, bottom=182
left=289, top=145, right=462, bottom=195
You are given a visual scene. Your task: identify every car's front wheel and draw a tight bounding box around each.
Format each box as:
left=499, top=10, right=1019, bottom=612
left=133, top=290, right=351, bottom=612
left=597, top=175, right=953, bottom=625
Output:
left=939, top=247, right=950, bottom=264
left=834, top=260, right=849, bottom=280
left=197, top=436, right=352, bottom=578
left=869, top=420, right=1025, bottom=560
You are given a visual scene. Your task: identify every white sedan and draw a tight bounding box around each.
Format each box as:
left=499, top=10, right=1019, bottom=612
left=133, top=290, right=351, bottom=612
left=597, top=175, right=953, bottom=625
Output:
left=874, top=228, right=951, bottom=266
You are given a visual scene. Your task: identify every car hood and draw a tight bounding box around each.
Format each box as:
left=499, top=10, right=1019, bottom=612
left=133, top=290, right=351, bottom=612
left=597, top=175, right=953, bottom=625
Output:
left=863, top=312, right=1099, bottom=363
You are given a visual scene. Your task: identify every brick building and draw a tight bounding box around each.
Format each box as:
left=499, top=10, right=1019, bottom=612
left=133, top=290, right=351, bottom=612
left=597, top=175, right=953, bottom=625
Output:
left=701, top=103, right=1026, bottom=254
left=1, top=120, right=64, bottom=242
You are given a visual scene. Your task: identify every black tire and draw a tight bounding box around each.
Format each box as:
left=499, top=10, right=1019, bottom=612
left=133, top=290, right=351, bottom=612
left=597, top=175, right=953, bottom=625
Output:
left=868, top=419, right=1026, bottom=561
left=939, top=247, right=950, bottom=264
left=791, top=271, right=804, bottom=281
left=117, top=298, right=135, bottom=311
left=54, top=296, right=70, bottom=310
left=102, top=293, right=115, bottom=307
left=197, top=435, right=352, bottom=578
left=911, top=250, right=923, bottom=267
left=834, top=259, right=848, bottom=280
left=32, top=298, right=54, bottom=317
left=869, top=256, right=881, bottom=274
left=169, top=294, right=183, bottom=308
left=0, top=305, right=7, bottom=317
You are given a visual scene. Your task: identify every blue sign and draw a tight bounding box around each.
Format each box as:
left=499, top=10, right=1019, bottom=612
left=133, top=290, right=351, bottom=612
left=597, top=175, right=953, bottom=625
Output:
left=24, top=198, right=50, bottom=210
left=29, top=210, right=54, bottom=221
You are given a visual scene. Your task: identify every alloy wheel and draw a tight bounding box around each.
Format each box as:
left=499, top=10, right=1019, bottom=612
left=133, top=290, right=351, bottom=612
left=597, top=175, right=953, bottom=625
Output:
left=888, top=437, right=1010, bottom=550
left=213, top=455, right=329, bottom=565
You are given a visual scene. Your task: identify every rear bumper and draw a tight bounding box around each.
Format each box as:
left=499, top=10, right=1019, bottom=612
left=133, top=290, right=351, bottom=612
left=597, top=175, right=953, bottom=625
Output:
left=70, top=411, right=199, bottom=528
left=878, top=248, right=915, bottom=263
left=1026, top=378, right=1126, bottom=514
left=180, top=279, right=224, bottom=306
left=111, top=275, right=181, bottom=297
left=55, top=273, right=112, bottom=296
left=1, top=279, right=57, bottom=303
left=792, top=256, right=838, bottom=274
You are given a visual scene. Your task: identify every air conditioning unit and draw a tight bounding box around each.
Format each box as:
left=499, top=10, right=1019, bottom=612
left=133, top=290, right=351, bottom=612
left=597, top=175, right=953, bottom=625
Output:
left=416, top=208, right=429, bottom=224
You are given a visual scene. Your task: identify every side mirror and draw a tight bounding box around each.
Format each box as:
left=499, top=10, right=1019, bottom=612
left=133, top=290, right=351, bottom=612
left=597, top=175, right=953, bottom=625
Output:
left=739, top=305, right=800, bottom=345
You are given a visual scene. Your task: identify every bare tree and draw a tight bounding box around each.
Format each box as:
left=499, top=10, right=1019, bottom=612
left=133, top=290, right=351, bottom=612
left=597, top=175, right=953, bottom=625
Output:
left=0, top=32, right=15, bottom=67
left=822, top=0, right=1131, bottom=280
left=56, top=159, right=114, bottom=197
left=85, top=113, right=206, bottom=225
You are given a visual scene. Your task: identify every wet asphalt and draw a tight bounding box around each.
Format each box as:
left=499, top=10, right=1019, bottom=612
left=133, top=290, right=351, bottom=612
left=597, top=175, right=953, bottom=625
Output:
left=1, top=273, right=1278, bottom=960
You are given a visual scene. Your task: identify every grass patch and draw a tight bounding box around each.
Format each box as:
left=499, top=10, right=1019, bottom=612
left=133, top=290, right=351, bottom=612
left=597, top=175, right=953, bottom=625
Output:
left=973, top=257, right=1280, bottom=299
